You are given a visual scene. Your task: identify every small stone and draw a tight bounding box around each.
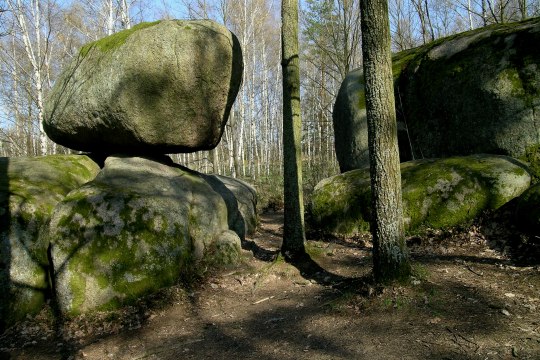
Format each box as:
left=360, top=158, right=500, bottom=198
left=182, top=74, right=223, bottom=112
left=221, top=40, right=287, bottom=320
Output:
left=501, top=309, right=511, bottom=316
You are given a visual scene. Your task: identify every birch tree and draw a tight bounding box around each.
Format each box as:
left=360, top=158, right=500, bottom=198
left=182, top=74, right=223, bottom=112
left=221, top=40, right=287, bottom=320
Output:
left=78, top=0, right=136, bottom=39
left=6, top=0, right=52, bottom=155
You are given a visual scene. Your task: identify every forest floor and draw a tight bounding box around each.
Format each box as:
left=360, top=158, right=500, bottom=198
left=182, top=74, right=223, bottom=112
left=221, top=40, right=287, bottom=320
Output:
left=1, top=210, right=540, bottom=360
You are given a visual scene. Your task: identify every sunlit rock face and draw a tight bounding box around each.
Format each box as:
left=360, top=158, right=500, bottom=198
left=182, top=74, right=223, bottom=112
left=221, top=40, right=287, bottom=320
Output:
left=44, top=156, right=252, bottom=316
left=311, top=155, right=531, bottom=236
left=44, top=20, right=243, bottom=155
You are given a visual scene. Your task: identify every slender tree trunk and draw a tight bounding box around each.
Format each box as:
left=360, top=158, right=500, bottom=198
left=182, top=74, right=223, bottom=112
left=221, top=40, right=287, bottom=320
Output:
left=360, top=0, right=410, bottom=283
left=121, top=0, right=131, bottom=29
left=467, top=0, right=475, bottom=29
left=482, top=0, right=487, bottom=25
left=424, top=0, right=435, bottom=41
left=107, top=0, right=114, bottom=35
left=12, top=0, right=47, bottom=155
left=210, top=148, right=218, bottom=174
left=281, top=0, right=306, bottom=259
left=519, top=0, right=527, bottom=20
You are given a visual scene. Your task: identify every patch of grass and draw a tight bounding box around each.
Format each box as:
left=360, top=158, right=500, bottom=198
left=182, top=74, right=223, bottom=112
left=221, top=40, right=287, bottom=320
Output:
left=305, top=241, right=327, bottom=259
left=411, top=263, right=430, bottom=281
left=382, top=295, right=410, bottom=310
left=323, top=291, right=359, bottom=314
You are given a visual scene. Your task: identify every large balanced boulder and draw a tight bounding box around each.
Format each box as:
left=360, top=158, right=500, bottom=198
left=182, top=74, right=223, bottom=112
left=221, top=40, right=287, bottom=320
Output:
left=334, top=18, right=540, bottom=172
left=311, top=155, right=531, bottom=236
left=0, top=155, right=100, bottom=330
left=44, top=156, right=251, bottom=316
left=44, top=20, right=243, bottom=154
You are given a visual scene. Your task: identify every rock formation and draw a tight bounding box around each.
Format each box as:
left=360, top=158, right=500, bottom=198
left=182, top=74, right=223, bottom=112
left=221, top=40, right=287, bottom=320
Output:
left=0, top=155, right=100, bottom=330
left=311, top=154, right=531, bottom=236
left=0, top=19, right=254, bottom=322
left=44, top=156, right=249, bottom=315
left=333, top=18, right=540, bottom=172
left=44, top=20, right=243, bottom=155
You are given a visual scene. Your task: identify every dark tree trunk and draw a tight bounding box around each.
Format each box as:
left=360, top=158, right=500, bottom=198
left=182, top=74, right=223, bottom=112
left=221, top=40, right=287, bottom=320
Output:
left=281, top=0, right=306, bottom=259
left=360, top=0, right=411, bottom=283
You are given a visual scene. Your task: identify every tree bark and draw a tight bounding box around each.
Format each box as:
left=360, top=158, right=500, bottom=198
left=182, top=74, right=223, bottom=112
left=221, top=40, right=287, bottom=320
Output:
left=281, top=0, right=306, bottom=259
left=360, top=0, right=410, bottom=283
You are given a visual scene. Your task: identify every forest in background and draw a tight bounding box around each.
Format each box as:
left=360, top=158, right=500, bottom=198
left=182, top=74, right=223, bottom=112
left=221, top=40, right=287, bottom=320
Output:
left=1, top=0, right=540, bottom=205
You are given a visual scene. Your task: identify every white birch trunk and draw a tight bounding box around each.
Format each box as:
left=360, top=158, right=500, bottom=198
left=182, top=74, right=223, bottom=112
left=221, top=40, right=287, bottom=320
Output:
left=121, top=0, right=131, bottom=29
left=107, top=0, right=114, bottom=35
left=468, top=0, right=475, bottom=29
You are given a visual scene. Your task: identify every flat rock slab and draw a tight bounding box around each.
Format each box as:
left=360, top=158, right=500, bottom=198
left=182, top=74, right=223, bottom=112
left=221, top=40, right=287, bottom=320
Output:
left=44, top=20, right=243, bottom=154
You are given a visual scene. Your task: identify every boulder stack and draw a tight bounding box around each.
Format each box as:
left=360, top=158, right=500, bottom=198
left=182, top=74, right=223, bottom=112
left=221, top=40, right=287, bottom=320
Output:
left=0, top=19, right=255, bottom=324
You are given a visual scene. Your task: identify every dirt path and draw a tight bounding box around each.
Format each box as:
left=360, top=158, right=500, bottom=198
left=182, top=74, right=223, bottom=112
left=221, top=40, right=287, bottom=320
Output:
left=1, top=212, right=540, bottom=359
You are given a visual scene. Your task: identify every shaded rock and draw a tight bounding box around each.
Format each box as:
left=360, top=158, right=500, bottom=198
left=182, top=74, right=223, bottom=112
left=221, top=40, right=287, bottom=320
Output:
left=516, top=182, right=540, bottom=233
left=0, top=155, right=100, bottom=330
left=334, top=18, right=540, bottom=172
left=203, top=174, right=257, bottom=239
left=45, top=156, right=250, bottom=316
left=333, top=70, right=369, bottom=172
left=311, top=154, right=531, bottom=236
left=44, top=20, right=243, bottom=154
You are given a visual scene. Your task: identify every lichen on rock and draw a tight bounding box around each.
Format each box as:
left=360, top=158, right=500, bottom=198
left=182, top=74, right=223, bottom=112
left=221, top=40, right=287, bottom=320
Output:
left=310, top=154, right=531, bottom=236
left=0, top=155, right=100, bottom=330
left=45, top=156, right=252, bottom=316
left=44, top=19, right=243, bottom=154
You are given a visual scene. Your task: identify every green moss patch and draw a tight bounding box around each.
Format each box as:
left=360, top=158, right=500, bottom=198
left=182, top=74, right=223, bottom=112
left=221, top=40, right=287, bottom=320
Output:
left=80, top=21, right=161, bottom=57
left=1, top=155, right=100, bottom=329
left=47, top=156, right=244, bottom=316
left=310, top=155, right=531, bottom=236
left=520, top=144, right=540, bottom=183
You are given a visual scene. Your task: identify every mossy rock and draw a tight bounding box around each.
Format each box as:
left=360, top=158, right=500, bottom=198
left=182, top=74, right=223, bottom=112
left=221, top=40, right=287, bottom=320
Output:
left=311, top=154, right=531, bottom=236
left=44, top=20, right=243, bottom=154
left=334, top=17, right=540, bottom=172
left=45, top=156, right=245, bottom=316
left=0, top=155, right=100, bottom=331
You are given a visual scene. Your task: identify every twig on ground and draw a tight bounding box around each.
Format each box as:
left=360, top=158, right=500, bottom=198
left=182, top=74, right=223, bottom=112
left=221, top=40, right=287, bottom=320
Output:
left=466, top=265, right=484, bottom=277
left=253, top=296, right=274, bottom=305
